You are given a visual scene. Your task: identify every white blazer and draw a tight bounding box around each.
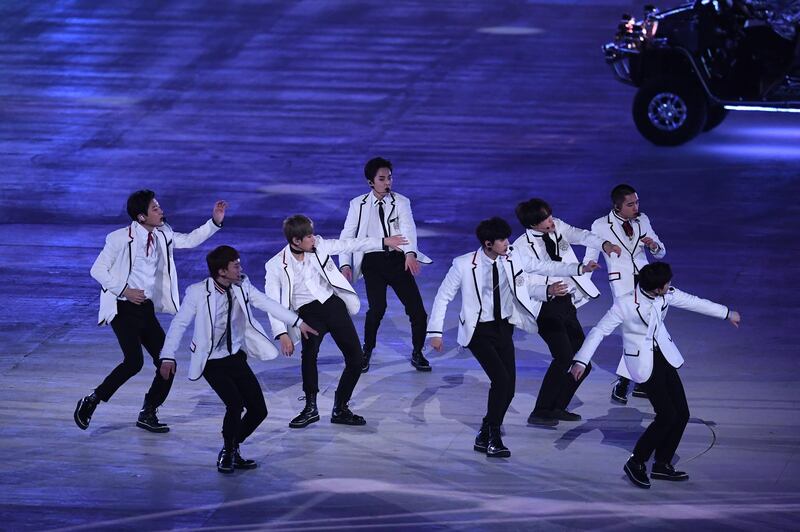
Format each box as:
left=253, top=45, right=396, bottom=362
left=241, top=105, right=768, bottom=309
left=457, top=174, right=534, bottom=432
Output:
left=511, top=219, right=606, bottom=314
left=584, top=211, right=666, bottom=298
left=426, top=248, right=588, bottom=347
left=338, top=191, right=431, bottom=281
left=573, top=287, right=729, bottom=383
left=90, top=219, right=221, bottom=325
left=264, top=235, right=383, bottom=342
left=160, top=275, right=302, bottom=381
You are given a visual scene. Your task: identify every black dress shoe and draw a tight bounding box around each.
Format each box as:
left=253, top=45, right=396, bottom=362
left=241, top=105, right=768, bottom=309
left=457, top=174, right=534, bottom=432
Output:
left=527, top=410, right=558, bottom=426
left=217, top=448, right=235, bottom=474
left=411, top=350, right=431, bottom=372
left=473, top=422, right=490, bottom=453
left=74, top=393, right=99, bottom=430
left=631, top=384, right=648, bottom=398
left=611, top=379, right=629, bottom=405
left=361, top=346, right=372, bottom=373
left=551, top=409, right=581, bottom=422
left=331, top=401, right=366, bottom=426
left=624, top=457, right=651, bottom=489
left=486, top=427, right=510, bottom=458
left=233, top=446, right=258, bottom=470
left=289, top=396, right=320, bottom=428
left=136, top=407, right=169, bottom=433
left=651, top=462, right=689, bottom=481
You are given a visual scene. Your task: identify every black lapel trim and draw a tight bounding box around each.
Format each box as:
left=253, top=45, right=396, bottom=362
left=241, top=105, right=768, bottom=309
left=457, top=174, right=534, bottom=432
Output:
left=315, top=249, right=355, bottom=294
left=237, top=283, right=270, bottom=341
left=506, top=258, right=535, bottom=318
left=282, top=250, right=293, bottom=307
left=471, top=252, right=483, bottom=322
left=205, top=279, right=215, bottom=351
left=355, top=194, right=369, bottom=236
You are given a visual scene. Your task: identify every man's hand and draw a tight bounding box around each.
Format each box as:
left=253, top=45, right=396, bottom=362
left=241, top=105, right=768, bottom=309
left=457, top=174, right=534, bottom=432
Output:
left=341, top=265, right=353, bottom=282
left=641, top=236, right=659, bottom=252
left=603, top=241, right=622, bottom=257
left=299, top=322, right=319, bottom=339
left=160, top=360, right=176, bottom=380
left=212, top=200, right=228, bottom=225
left=280, top=335, right=294, bottom=356
left=547, top=281, right=569, bottom=297
left=569, top=363, right=585, bottom=382
left=384, top=235, right=409, bottom=251
left=430, top=337, right=443, bottom=352
left=405, top=254, right=421, bottom=275
left=581, top=260, right=601, bottom=273
left=728, top=310, right=741, bottom=328
left=122, top=287, right=146, bottom=304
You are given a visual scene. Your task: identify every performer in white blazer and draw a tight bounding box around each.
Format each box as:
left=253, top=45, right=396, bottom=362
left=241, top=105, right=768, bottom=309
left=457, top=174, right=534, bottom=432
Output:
left=428, top=217, right=600, bottom=457
left=159, top=246, right=317, bottom=473
left=583, top=184, right=667, bottom=404
left=512, top=198, right=621, bottom=426
left=265, top=214, right=407, bottom=429
left=570, top=262, right=741, bottom=489
left=74, top=190, right=226, bottom=433
left=339, top=157, right=433, bottom=372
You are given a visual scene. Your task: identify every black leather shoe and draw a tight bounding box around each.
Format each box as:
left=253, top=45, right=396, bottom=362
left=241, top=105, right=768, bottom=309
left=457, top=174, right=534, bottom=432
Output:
left=217, top=448, right=235, bottom=474
left=233, top=445, right=258, bottom=470
left=289, top=395, right=320, bottom=428
left=411, top=350, right=431, bottom=372
left=611, top=379, right=629, bottom=405
left=651, top=462, right=689, bottom=481
left=331, top=400, right=366, bottom=426
left=624, top=457, right=651, bottom=489
left=527, top=410, right=558, bottom=426
left=632, top=384, right=648, bottom=398
left=473, top=422, right=490, bottom=453
left=551, top=409, right=581, bottom=422
left=74, top=393, right=99, bottom=430
left=486, top=427, right=510, bottom=458
left=136, top=407, right=169, bottom=433
left=361, top=346, right=372, bottom=373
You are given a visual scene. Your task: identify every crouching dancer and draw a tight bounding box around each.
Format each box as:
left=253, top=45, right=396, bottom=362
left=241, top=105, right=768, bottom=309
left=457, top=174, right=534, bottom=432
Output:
left=570, top=262, right=740, bottom=488
left=159, top=245, right=318, bottom=473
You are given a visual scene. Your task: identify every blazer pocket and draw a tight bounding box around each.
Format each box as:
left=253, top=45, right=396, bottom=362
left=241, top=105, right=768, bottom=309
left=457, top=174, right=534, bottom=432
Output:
left=624, top=351, right=639, bottom=357
left=190, top=341, right=196, bottom=353
left=608, top=272, right=621, bottom=281
left=459, top=317, right=466, bottom=325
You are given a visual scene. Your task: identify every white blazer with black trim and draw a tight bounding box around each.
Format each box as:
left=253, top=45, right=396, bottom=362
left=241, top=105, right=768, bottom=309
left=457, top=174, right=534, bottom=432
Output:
left=264, top=235, right=383, bottom=343
left=160, top=275, right=302, bottom=381
left=573, top=286, right=729, bottom=383
left=90, top=219, right=221, bottom=325
left=338, top=191, right=431, bottom=281
left=512, top=219, right=606, bottom=314
left=426, top=247, right=588, bottom=347
left=584, top=210, right=666, bottom=298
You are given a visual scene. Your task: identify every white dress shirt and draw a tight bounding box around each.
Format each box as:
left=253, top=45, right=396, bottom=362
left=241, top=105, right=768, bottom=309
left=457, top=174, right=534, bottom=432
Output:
left=478, top=251, right=514, bottom=322
left=208, top=282, right=245, bottom=360
left=122, top=222, right=158, bottom=300
left=365, top=191, right=391, bottom=254
left=290, top=252, right=334, bottom=310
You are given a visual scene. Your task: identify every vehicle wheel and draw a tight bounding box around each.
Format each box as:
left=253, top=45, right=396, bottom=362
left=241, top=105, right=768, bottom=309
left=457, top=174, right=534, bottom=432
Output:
left=632, top=79, right=708, bottom=146
left=702, top=105, right=728, bottom=132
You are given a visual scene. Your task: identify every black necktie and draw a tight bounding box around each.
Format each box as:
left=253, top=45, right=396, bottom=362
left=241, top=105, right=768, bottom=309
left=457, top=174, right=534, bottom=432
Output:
left=378, top=200, right=389, bottom=251
left=542, top=233, right=561, bottom=261
left=492, top=261, right=502, bottom=322
left=225, top=287, right=233, bottom=354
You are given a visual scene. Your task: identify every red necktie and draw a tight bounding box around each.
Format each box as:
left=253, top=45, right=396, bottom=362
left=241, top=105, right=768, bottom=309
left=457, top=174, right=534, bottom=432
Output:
left=146, top=232, right=154, bottom=256
left=622, top=220, right=634, bottom=238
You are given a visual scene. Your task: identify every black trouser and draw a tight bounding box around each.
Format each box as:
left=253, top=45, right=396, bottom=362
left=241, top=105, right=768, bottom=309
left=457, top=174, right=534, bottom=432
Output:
left=298, top=295, right=363, bottom=402
left=362, top=251, right=427, bottom=352
left=203, top=351, right=267, bottom=446
left=467, top=319, right=516, bottom=428
left=533, top=296, right=591, bottom=414
left=95, top=300, right=173, bottom=406
left=632, top=347, right=690, bottom=464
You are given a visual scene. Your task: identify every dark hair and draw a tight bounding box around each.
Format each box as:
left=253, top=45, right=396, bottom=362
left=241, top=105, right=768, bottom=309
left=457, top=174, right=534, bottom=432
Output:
left=475, top=217, right=512, bottom=246
left=206, top=245, right=240, bottom=278
left=638, top=262, right=673, bottom=292
left=611, top=184, right=637, bottom=208
left=127, top=189, right=156, bottom=221
left=283, top=214, right=314, bottom=244
left=515, top=198, right=552, bottom=228
left=364, top=157, right=392, bottom=182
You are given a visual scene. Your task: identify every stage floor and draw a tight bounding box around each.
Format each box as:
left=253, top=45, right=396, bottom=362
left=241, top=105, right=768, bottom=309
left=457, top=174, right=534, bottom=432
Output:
left=1, top=0, right=798, bottom=530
